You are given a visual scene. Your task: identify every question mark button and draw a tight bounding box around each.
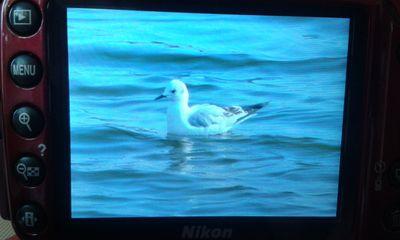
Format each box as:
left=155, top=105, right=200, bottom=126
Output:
left=15, top=156, right=45, bottom=186
left=38, top=144, right=47, bottom=157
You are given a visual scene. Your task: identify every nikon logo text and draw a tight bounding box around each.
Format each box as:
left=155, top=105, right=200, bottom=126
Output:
left=182, top=226, right=233, bottom=239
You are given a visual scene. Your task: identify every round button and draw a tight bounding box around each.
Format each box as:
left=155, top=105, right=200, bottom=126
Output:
left=9, top=53, right=43, bottom=88
left=383, top=205, right=400, bottom=232
left=397, top=44, right=400, bottom=63
left=7, top=1, right=42, bottom=37
left=16, top=204, right=46, bottom=234
left=15, top=156, right=45, bottom=186
left=12, top=106, right=44, bottom=138
left=389, top=161, right=400, bottom=187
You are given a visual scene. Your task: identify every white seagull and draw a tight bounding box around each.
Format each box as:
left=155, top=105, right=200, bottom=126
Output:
left=155, top=79, right=267, bottom=136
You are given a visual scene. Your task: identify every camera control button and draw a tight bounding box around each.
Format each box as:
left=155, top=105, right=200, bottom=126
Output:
left=9, top=53, right=43, bottom=88
left=16, top=204, right=46, bottom=234
left=12, top=106, right=44, bottom=138
left=15, top=156, right=45, bottom=186
left=396, top=44, right=400, bottom=63
left=7, top=1, right=42, bottom=37
left=383, top=205, right=400, bottom=232
left=389, top=161, right=400, bottom=187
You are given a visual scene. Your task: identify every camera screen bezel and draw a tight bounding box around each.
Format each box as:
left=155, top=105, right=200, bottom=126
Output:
left=47, top=0, right=368, bottom=238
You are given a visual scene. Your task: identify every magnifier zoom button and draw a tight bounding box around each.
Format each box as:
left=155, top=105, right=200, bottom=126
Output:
left=15, top=156, right=45, bottom=186
left=12, top=106, right=44, bottom=138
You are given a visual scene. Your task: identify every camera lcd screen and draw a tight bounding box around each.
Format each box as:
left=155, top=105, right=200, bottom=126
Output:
left=67, top=8, right=350, bottom=218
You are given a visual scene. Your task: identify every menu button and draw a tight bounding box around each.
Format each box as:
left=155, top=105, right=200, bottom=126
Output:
left=9, top=53, right=42, bottom=88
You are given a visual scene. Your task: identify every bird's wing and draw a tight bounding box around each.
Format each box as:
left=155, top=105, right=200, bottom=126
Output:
left=188, top=104, right=246, bottom=128
left=221, top=106, right=245, bottom=117
left=188, top=104, right=225, bottom=127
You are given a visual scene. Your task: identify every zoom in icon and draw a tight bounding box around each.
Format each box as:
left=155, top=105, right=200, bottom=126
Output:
left=12, top=106, right=44, bottom=138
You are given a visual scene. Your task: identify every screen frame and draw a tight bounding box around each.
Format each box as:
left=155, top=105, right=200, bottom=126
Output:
left=47, top=0, right=369, bottom=238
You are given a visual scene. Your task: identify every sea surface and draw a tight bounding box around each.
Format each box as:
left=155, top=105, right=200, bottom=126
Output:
left=67, top=8, right=350, bottom=218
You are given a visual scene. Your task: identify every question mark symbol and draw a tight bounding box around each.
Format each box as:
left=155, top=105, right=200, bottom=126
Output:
left=38, top=144, right=47, bottom=157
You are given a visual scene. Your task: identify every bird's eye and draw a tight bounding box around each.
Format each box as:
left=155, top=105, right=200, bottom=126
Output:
left=171, top=90, right=176, bottom=93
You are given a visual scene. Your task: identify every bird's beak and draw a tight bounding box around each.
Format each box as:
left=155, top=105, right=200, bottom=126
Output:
left=154, top=94, right=167, bottom=100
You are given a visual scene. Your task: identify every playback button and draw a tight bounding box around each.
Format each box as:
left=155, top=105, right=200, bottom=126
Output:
left=7, top=1, right=42, bottom=37
left=12, top=106, right=44, bottom=138
left=9, top=53, right=43, bottom=88
left=15, top=156, right=45, bottom=186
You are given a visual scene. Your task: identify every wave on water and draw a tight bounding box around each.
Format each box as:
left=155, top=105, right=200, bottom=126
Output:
left=69, top=8, right=347, bottom=217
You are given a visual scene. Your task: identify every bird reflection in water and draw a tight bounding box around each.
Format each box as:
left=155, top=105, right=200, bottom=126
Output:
left=167, top=136, right=195, bottom=171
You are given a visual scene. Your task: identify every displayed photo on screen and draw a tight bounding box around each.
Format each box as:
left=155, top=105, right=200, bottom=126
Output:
left=67, top=8, right=350, bottom=218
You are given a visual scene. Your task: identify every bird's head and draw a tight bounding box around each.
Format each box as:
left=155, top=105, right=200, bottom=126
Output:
left=155, top=79, right=189, bottom=103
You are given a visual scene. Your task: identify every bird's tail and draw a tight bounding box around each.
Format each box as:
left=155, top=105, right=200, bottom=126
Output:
left=235, top=102, right=269, bottom=124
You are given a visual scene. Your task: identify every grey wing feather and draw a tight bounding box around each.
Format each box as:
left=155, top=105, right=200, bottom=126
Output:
left=188, top=102, right=267, bottom=128
left=188, top=111, right=218, bottom=127
left=222, top=106, right=244, bottom=117
left=188, top=104, right=225, bottom=128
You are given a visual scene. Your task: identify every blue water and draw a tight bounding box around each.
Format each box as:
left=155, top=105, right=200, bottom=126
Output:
left=67, top=8, right=350, bottom=218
